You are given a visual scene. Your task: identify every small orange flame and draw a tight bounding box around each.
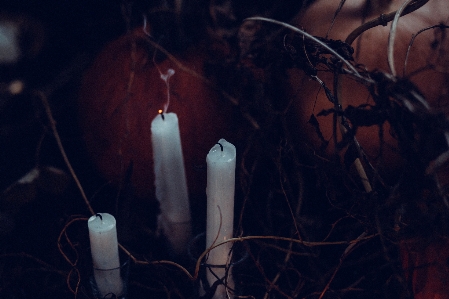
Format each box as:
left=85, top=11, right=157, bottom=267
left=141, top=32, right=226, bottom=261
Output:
left=158, top=109, right=163, bottom=114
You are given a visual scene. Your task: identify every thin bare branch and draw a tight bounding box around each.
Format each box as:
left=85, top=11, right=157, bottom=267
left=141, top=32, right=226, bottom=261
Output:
left=345, top=0, right=429, bottom=46
left=37, top=91, right=95, bottom=216
left=318, top=232, right=367, bottom=299
left=404, top=24, right=449, bottom=76
left=388, top=0, right=415, bottom=76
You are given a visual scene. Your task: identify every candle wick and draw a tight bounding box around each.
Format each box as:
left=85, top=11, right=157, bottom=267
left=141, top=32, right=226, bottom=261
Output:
left=216, top=142, right=223, bottom=152
left=158, top=110, right=165, bottom=121
left=96, top=213, right=103, bottom=221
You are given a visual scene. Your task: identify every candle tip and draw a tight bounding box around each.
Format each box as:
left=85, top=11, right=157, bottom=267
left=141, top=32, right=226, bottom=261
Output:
left=158, top=109, right=165, bottom=120
left=216, top=142, right=223, bottom=152
left=95, top=213, right=103, bottom=221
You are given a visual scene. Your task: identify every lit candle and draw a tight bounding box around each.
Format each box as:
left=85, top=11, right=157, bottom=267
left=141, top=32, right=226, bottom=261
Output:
left=151, top=111, right=191, bottom=254
left=88, top=213, right=123, bottom=298
left=205, top=138, right=236, bottom=298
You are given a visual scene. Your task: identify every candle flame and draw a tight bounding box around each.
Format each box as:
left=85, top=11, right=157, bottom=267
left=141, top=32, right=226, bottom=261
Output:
left=158, top=109, right=165, bottom=120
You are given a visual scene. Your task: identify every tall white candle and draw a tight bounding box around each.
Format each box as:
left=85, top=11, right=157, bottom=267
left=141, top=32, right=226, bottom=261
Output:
left=88, top=213, right=123, bottom=297
left=151, top=111, right=191, bottom=254
left=205, top=138, right=236, bottom=298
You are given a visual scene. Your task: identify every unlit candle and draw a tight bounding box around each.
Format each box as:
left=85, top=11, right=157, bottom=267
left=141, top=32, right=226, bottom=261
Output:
left=205, top=138, right=236, bottom=298
left=88, top=213, right=123, bottom=297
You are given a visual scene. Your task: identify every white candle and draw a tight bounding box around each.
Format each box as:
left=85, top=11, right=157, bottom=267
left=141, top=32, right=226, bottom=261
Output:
left=205, top=138, right=236, bottom=298
left=151, top=111, right=191, bottom=254
left=88, top=213, right=123, bottom=297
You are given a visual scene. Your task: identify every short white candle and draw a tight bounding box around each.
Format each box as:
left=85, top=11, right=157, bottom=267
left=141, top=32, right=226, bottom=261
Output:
left=151, top=111, right=191, bottom=254
left=88, top=213, right=123, bottom=298
left=205, top=138, right=236, bottom=298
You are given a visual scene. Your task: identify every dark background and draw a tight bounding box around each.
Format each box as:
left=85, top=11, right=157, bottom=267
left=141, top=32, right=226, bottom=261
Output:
left=0, top=1, right=438, bottom=298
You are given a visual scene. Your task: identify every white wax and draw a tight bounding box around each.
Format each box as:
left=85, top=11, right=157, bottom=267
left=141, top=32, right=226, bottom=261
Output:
left=205, top=138, right=236, bottom=298
left=88, top=213, right=123, bottom=297
left=151, top=112, right=191, bottom=254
